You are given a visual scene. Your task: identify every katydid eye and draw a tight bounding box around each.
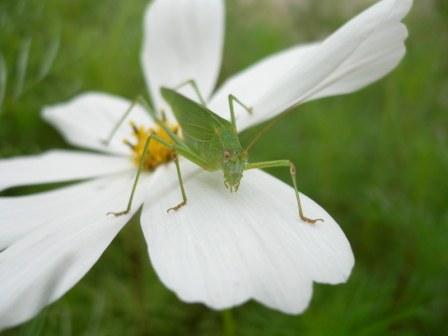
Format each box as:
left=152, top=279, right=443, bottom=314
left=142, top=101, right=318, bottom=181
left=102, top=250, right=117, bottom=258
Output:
left=223, top=150, right=231, bottom=160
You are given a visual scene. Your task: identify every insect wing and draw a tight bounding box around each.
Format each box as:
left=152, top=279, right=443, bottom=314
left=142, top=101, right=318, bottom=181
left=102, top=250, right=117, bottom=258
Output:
left=161, top=87, right=231, bottom=168
left=161, top=87, right=229, bottom=141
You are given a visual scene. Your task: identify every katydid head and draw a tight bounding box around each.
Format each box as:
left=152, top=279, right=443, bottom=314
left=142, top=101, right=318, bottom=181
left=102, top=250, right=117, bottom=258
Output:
left=222, top=149, right=247, bottom=192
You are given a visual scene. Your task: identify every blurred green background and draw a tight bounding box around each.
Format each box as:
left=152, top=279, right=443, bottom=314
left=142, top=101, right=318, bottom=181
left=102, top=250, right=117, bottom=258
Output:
left=0, top=0, right=447, bottom=335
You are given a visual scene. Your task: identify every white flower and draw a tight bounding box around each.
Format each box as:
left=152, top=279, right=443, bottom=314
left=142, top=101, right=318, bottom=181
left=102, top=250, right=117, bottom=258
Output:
left=0, top=0, right=411, bottom=330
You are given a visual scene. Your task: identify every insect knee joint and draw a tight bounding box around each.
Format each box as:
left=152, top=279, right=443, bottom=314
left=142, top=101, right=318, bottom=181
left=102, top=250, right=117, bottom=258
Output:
left=289, top=162, right=296, bottom=175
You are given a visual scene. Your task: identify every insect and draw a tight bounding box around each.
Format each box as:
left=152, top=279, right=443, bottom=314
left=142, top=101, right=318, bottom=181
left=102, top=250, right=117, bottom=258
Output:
left=105, top=80, right=323, bottom=224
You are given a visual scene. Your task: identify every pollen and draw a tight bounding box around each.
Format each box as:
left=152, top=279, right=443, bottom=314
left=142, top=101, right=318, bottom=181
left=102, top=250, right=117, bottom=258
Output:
left=124, top=121, right=179, bottom=171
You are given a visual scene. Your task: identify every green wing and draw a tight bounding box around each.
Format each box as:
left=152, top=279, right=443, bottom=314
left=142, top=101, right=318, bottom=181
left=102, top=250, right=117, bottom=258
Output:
left=161, top=87, right=233, bottom=170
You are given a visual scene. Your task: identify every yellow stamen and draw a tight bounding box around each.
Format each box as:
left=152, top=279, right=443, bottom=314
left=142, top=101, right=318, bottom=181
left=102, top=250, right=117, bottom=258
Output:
left=124, top=122, right=178, bottom=171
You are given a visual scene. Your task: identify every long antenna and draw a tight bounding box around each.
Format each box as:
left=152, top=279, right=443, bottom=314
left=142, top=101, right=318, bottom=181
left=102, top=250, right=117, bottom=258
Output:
left=244, top=94, right=317, bottom=152
left=244, top=115, right=282, bottom=152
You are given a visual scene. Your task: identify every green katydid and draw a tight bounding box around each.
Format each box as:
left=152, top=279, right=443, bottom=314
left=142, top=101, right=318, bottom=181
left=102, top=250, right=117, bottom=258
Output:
left=106, top=80, right=323, bottom=224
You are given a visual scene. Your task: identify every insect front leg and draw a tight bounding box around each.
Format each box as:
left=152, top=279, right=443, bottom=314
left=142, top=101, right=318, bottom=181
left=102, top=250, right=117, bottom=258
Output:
left=245, top=160, right=324, bottom=224
left=174, top=79, right=206, bottom=106
left=228, top=94, right=253, bottom=130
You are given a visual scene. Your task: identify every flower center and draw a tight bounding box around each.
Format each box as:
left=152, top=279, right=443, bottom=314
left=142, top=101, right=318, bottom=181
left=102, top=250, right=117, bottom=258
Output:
left=124, top=122, right=178, bottom=171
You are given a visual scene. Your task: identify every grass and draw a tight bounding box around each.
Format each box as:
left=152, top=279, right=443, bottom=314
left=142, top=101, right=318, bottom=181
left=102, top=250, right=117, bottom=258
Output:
left=1, top=0, right=447, bottom=335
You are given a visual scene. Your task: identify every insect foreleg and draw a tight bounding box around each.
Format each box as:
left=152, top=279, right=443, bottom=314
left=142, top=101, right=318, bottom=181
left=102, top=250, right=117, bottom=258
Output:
left=245, top=160, right=324, bottom=224
left=228, top=94, right=253, bottom=129
left=174, top=79, right=206, bottom=106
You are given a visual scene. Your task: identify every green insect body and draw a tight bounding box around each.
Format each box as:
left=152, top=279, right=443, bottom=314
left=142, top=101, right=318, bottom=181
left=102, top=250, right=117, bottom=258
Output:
left=106, top=80, right=322, bottom=224
left=160, top=87, right=247, bottom=192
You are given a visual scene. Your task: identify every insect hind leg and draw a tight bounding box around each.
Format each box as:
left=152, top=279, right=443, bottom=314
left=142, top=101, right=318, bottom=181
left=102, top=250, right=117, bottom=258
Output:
left=174, top=79, right=206, bottom=106
left=101, top=95, right=145, bottom=146
left=228, top=94, right=253, bottom=130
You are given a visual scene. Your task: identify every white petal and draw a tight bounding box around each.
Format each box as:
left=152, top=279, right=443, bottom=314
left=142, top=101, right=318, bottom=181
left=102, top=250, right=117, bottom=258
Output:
left=141, top=165, right=354, bottom=314
left=0, top=169, right=148, bottom=250
left=42, top=92, right=153, bottom=155
left=0, top=150, right=133, bottom=191
left=209, top=0, right=412, bottom=131
left=209, top=43, right=317, bottom=121
left=0, top=172, right=153, bottom=330
left=141, top=0, right=224, bottom=112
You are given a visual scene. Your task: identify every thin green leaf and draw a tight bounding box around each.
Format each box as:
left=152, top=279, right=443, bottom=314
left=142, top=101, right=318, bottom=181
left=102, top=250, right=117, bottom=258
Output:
left=0, top=53, right=7, bottom=114
left=13, top=37, right=32, bottom=100
left=37, top=33, right=60, bottom=81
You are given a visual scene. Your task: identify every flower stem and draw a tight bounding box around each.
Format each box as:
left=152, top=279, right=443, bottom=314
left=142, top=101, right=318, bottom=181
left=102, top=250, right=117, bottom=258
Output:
left=222, top=309, right=235, bottom=336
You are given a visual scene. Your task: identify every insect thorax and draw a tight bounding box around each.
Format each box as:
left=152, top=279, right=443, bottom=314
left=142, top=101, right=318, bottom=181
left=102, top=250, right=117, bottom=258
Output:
left=221, top=130, right=247, bottom=192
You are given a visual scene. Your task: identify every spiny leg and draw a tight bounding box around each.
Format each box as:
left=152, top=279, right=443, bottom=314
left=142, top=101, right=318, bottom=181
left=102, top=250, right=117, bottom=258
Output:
left=139, top=95, right=210, bottom=171
left=102, top=95, right=144, bottom=146
left=106, top=133, right=152, bottom=217
left=174, top=79, right=206, bottom=106
left=288, top=162, right=324, bottom=224
left=107, top=133, right=183, bottom=216
left=245, top=160, right=324, bottom=224
left=166, top=151, right=188, bottom=213
left=102, top=95, right=175, bottom=147
left=228, top=94, right=253, bottom=129
left=137, top=96, right=183, bottom=145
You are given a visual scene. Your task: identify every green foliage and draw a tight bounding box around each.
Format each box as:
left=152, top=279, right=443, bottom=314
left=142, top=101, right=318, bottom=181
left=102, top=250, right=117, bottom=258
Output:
left=1, top=0, right=447, bottom=335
